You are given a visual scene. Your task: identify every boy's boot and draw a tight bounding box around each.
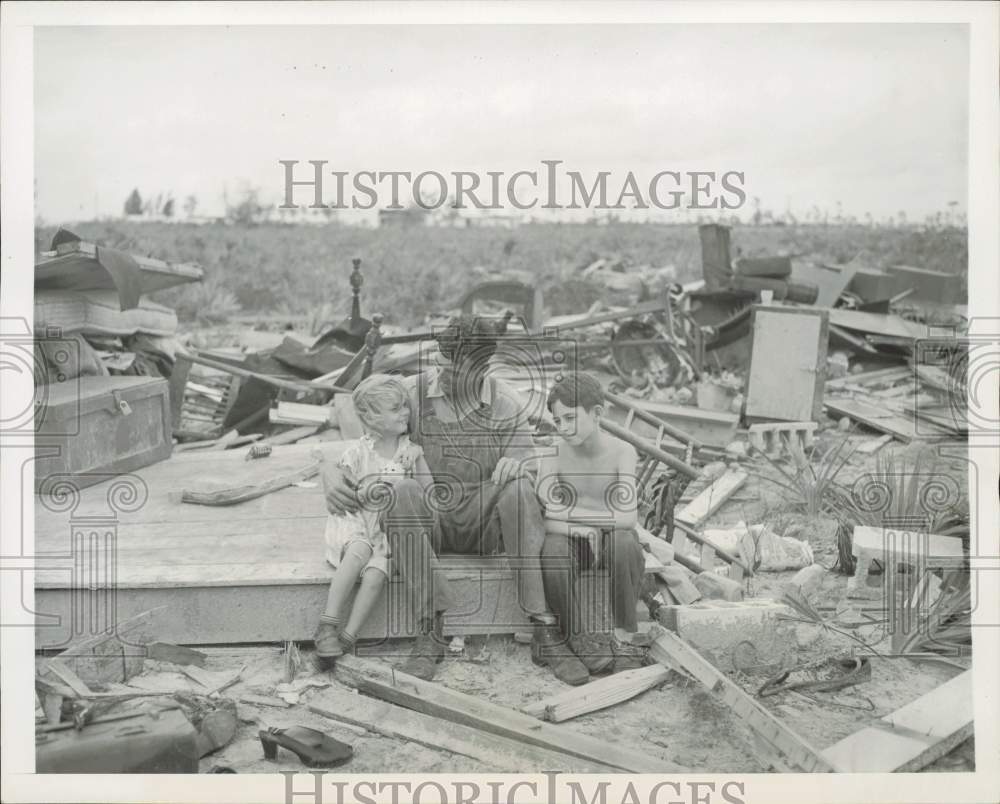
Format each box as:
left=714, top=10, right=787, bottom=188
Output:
left=532, top=625, right=590, bottom=686
left=402, top=613, right=446, bottom=681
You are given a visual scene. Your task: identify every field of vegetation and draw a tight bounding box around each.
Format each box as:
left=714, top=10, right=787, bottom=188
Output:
left=34, top=220, right=967, bottom=329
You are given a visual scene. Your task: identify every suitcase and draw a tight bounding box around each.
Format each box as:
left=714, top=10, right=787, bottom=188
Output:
left=36, top=707, right=199, bottom=773
left=34, top=375, right=172, bottom=492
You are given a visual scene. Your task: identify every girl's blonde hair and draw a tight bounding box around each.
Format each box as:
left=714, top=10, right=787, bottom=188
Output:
left=352, top=373, right=410, bottom=431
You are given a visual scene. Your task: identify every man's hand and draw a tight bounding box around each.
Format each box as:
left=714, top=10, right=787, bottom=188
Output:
left=491, top=456, right=526, bottom=486
left=322, top=464, right=360, bottom=515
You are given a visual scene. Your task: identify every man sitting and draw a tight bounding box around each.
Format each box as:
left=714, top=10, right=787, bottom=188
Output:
left=322, top=314, right=586, bottom=683
left=536, top=372, right=648, bottom=674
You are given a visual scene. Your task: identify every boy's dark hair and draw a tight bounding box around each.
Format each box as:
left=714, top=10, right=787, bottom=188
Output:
left=547, top=372, right=605, bottom=413
left=435, top=314, right=508, bottom=363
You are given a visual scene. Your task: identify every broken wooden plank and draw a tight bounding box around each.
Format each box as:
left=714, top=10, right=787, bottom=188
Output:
left=310, top=691, right=618, bottom=773
left=821, top=670, right=972, bottom=772
left=648, top=629, right=835, bottom=772
left=331, top=654, right=684, bottom=773
left=824, top=398, right=953, bottom=443
left=522, top=664, right=671, bottom=722
left=177, top=460, right=320, bottom=506
left=676, top=469, right=747, bottom=527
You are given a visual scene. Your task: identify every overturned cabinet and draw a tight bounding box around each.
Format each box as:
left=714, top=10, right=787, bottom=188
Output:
left=744, top=305, right=828, bottom=424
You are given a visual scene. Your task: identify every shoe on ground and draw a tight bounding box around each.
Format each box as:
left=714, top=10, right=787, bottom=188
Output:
left=314, top=621, right=344, bottom=659
left=531, top=626, right=590, bottom=686
left=569, top=632, right=615, bottom=675
left=402, top=631, right=446, bottom=681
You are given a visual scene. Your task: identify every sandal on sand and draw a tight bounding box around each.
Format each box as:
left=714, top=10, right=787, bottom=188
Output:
left=259, top=725, right=353, bottom=768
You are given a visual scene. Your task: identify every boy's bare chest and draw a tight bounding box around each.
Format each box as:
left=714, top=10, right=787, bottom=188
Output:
left=555, top=448, right=619, bottom=506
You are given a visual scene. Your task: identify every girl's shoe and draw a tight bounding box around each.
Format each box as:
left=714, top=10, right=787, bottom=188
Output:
left=313, top=621, right=344, bottom=659
left=258, top=725, right=353, bottom=768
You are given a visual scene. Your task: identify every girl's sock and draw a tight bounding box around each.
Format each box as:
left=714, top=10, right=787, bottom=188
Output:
left=321, top=614, right=340, bottom=628
left=339, top=631, right=357, bottom=652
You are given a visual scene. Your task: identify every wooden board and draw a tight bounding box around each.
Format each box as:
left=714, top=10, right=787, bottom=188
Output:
left=332, top=654, right=683, bottom=773
left=676, top=469, right=747, bottom=527
left=521, top=664, right=671, bottom=722
left=854, top=434, right=894, bottom=455
left=745, top=306, right=828, bottom=423
left=821, top=670, right=972, bottom=772
left=648, top=629, right=835, bottom=772
left=824, top=398, right=953, bottom=443
left=310, top=689, right=618, bottom=773
left=826, top=365, right=911, bottom=391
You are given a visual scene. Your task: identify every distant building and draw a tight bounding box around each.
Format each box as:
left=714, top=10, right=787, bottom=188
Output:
left=378, top=207, right=430, bottom=228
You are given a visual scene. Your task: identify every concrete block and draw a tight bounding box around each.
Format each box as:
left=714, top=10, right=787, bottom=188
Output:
left=656, top=599, right=795, bottom=674
left=693, top=571, right=744, bottom=602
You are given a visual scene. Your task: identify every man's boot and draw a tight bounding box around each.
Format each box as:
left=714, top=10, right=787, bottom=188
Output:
left=402, top=615, right=446, bottom=681
left=531, top=625, right=590, bottom=686
left=569, top=632, right=615, bottom=675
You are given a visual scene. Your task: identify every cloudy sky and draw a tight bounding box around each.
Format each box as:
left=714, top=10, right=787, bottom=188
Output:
left=34, top=23, right=968, bottom=224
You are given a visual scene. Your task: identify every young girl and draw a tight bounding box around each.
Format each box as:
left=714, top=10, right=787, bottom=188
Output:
left=312, top=373, right=429, bottom=668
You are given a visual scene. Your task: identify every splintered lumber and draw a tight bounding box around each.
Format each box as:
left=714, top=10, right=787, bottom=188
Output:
left=331, top=654, right=684, bottom=773
left=522, top=665, right=671, bottom=722
left=821, top=670, right=972, bottom=772
left=676, top=469, right=747, bottom=527
left=649, top=629, right=835, bottom=772
left=177, top=460, right=320, bottom=506
left=240, top=693, right=291, bottom=709
left=310, top=691, right=618, bottom=773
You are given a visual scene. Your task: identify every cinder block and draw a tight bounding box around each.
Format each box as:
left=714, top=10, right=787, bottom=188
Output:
left=656, top=600, right=794, bottom=674
left=693, top=571, right=744, bottom=602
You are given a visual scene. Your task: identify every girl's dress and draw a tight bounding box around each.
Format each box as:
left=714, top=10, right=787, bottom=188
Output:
left=323, top=434, right=423, bottom=576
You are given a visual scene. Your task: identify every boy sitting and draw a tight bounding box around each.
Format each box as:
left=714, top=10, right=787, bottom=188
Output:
left=536, top=372, right=648, bottom=677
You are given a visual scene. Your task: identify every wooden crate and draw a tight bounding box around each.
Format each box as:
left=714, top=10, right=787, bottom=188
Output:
left=34, top=376, right=172, bottom=491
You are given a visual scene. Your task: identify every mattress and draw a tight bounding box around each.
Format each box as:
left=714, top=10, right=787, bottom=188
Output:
left=34, top=289, right=177, bottom=337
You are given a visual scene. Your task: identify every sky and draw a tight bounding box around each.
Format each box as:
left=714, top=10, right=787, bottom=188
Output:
left=34, top=24, right=969, bottom=224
